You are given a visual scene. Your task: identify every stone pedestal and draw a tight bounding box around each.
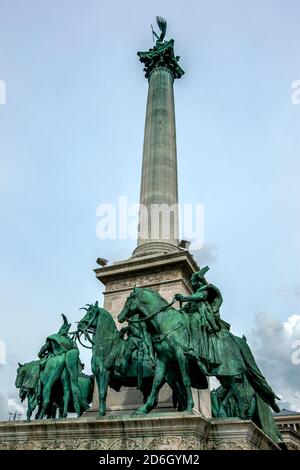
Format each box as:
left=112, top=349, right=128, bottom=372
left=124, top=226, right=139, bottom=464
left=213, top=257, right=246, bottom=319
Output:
left=91, top=250, right=211, bottom=418
left=90, top=386, right=211, bottom=419
left=0, top=413, right=280, bottom=450
left=95, top=251, right=198, bottom=319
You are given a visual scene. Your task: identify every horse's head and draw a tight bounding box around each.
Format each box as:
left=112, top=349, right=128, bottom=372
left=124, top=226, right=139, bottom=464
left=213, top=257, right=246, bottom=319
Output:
left=77, top=301, right=99, bottom=336
left=118, top=287, right=141, bottom=323
left=15, top=362, right=25, bottom=389
left=118, top=287, right=167, bottom=324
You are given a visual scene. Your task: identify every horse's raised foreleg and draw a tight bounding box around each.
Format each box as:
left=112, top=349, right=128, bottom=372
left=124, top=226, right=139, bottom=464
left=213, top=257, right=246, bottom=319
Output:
left=134, top=358, right=167, bottom=415
left=176, top=352, right=194, bottom=411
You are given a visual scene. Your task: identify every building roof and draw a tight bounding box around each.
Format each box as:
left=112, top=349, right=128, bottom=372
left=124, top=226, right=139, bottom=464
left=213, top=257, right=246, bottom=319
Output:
left=274, top=408, right=300, bottom=416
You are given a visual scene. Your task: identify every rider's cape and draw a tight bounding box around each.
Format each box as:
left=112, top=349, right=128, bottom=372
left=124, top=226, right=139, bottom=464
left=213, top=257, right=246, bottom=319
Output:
left=204, top=283, right=223, bottom=314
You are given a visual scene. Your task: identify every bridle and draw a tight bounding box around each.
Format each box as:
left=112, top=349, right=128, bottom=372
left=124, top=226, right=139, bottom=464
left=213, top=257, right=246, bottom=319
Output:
left=123, top=293, right=186, bottom=343
left=73, top=307, right=100, bottom=349
left=124, top=294, right=177, bottom=324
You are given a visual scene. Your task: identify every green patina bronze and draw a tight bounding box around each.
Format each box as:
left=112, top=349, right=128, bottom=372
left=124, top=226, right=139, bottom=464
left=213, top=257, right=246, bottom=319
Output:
left=138, top=16, right=184, bottom=79
left=117, top=267, right=281, bottom=442
left=76, top=301, right=187, bottom=416
left=15, top=314, right=93, bottom=420
left=76, top=301, right=155, bottom=416
left=16, top=267, right=281, bottom=442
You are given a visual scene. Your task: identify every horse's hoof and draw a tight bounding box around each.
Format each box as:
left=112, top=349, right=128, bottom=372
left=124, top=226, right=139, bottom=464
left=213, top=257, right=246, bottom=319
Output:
left=217, top=409, right=227, bottom=418
left=183, top=408, right=193, bottom=414
left=133, top=408, right=147, bottom=416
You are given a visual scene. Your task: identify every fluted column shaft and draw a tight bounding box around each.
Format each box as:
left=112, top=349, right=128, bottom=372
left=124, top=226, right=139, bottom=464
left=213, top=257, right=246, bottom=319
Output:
left=134, top=66, right=179, bottom=257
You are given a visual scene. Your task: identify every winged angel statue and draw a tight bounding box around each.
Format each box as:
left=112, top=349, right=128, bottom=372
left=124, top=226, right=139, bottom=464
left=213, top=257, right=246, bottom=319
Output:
left=151, top=16, right=167, bottom=43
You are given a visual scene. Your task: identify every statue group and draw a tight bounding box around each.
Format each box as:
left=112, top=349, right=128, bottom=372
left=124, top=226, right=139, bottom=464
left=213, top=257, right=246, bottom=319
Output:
left=16, top=266, right=281, bottom=443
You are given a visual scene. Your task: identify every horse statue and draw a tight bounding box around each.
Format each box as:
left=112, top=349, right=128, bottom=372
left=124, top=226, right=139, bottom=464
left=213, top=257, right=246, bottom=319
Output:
left=16, top=360, right=45, bottom=420
left=16, top=360, right=94, bottom=420
left=118, top=287, right=207, bottom=414
left=76, top=301, right=188, bottom=416
left=118, top=285, right=280, bottom=425
left=16, top=314, right=94, bottom=420
left=211, top=368, right=282, bottom=443
left=34, top=314, right=91, bottom=419
left=76, top=301, right=156, bottom=416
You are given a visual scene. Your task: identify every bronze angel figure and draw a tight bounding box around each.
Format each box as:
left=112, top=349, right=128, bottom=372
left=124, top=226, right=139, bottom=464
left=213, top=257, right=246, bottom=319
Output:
left=151, top=16, right=167, bottom=43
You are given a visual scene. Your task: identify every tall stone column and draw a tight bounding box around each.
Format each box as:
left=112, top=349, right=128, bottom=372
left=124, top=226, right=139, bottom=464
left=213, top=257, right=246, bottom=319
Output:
left=134, top=67, right=178, bottom=256
left=133, top=38, right=184, bottom=257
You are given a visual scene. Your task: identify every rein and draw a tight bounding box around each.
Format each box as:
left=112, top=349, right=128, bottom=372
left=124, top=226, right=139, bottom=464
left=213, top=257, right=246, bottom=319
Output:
left=73, top=307, right=99, bottom=349
left=126, top=297, right=177, bottom=324
left=77, top=333, right=94, bottom=349
left=152, top=322, right=186, bottom=343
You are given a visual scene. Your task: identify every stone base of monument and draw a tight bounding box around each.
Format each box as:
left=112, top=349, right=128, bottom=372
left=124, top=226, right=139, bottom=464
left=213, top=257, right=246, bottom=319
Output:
left=88, top=384, right=212, bottom=419
left=0, top=412, right=280, bottom=450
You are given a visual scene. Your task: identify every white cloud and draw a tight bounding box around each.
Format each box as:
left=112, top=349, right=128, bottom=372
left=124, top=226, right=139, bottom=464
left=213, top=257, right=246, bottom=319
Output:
left=7, top=399, right=25, bottom=415
left=249, top=312, right=300, bottom=412
left=0, top=353, right=25, bottom=421
left=283, top=314, right=300, bottom=338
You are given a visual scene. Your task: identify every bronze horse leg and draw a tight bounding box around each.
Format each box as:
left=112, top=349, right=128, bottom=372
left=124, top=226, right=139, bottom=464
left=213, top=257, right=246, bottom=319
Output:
left=218, top=375, right=245, bottom=419
left=133, top=358, right=167, bottom=415
left=176, top=350, right=194, bottom=411
left=60, top=367, right=72, bottom=418
left=36, top=356, right=65, bottom=419
left=93, top=359, right=110, bottom=417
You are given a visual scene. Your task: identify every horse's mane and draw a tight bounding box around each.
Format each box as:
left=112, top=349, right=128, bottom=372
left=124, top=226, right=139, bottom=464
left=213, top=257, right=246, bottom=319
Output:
left=137, top=288, right=170, bottom=307
left=16, top=360, right=40, bottom=389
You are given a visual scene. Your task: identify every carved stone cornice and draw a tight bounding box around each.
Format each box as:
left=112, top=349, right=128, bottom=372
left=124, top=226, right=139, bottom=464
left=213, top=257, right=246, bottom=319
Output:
left=0, top=413, right=281, bottom=450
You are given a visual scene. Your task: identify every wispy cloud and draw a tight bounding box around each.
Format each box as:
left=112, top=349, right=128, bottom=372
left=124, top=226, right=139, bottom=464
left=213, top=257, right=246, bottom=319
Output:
left=250, top=312, right=300, bottom=411
left=0, top=354, right=25, bottom=421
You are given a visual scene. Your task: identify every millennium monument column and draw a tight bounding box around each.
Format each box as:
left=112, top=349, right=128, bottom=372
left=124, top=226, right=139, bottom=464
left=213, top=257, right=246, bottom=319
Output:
left=93, top=17, right=211, bottom=416
left=133, top=19, right=184, bottom=257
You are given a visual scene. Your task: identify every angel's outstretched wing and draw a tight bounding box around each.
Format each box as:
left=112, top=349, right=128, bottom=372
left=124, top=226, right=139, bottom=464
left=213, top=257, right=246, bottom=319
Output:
left=156, top=16, right=167, bottom=39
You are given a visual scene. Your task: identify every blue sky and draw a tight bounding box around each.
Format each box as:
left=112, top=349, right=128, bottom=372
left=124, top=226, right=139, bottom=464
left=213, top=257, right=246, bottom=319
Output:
left=0, top=0, right=300, bottom=416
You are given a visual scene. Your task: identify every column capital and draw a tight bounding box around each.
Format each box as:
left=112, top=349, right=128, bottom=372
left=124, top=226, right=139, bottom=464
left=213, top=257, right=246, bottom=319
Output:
left=137, top=39, right=184, bottom=80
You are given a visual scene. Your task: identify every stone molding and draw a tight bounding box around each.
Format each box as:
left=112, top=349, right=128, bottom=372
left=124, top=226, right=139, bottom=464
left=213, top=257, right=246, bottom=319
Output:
left=0, top=413, right=280, bottom=451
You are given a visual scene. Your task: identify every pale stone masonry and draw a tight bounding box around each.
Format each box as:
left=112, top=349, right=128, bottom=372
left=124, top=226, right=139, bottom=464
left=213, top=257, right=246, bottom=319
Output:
left=0, top=413, right=280, bottom=450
